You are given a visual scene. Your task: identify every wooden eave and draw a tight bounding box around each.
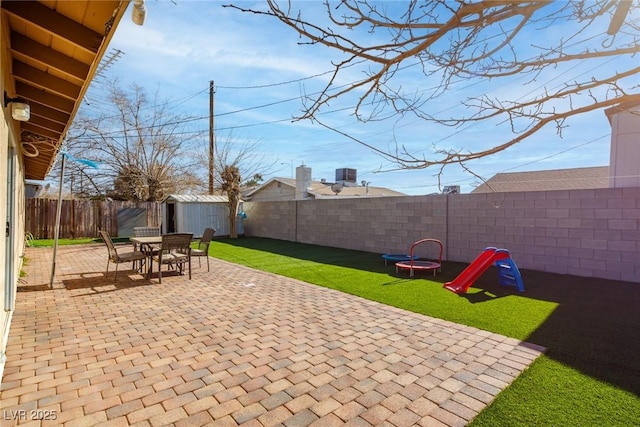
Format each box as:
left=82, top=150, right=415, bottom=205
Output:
left=2, top=0, right=129, bottom=180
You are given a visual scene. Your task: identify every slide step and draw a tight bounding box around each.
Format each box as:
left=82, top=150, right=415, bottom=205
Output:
left=495, top=259, right=525, bottom=292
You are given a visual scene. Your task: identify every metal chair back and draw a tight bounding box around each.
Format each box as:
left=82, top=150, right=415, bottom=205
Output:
left=98, top=229, right=146, bottom=282
left=153, top=233, right=193, bottom=283
left=199, top=228, right=216, bottom=246
left=99, top=230, right=118, bottom=261
left=133, top=226, right=161, bottom=237
left=160, top=233, right=193, bottom=255
left=192, top=228, right=216, bottom=271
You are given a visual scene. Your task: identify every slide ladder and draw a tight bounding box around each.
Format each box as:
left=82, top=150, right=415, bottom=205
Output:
left=495, top=257, right=525, bottom=292
left=444, top=247, right=524, bottom=294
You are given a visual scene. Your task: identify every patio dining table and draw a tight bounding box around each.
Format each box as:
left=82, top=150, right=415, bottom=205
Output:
left=129, top=236, right=162, bottom=279
left=130, top=236, right=162, bottom=246
left=130, top=235, right=196, bottom=279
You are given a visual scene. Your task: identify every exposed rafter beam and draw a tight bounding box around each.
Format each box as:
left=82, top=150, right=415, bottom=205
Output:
left=23, top=153, right=55, bottom=180
left=2, top=1, right=102, bottom=54
left=21, top=122, right=62, bottom=141
left=11, top=33, right=89, bottom=81
left=13, top=61, right=81, bottom=101
left=29, top=102, right=71, bottom=126
left=16, top=82, right=75, bottom=114
left=26, top=114, right=66, bottom=135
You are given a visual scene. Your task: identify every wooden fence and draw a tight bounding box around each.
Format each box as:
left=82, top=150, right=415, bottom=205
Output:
left=25, top=198, right=162, bottom=239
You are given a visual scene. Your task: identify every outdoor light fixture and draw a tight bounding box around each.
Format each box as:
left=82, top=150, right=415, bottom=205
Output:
left=131, top=0, right=147, bottom=26
left=4, top=92, right=30, bottom=122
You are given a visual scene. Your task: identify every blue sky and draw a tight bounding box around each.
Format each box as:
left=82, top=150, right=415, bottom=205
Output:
left=79, top=1, right=637, bottom=195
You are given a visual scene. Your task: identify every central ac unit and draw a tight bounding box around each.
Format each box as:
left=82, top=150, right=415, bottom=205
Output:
left=442, top=185, right=460, bottom=194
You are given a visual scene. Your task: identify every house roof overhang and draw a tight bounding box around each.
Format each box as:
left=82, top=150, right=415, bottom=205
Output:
left=1, top=0, right=129, bottom=180
left=604, top=99, right=640, bottom=125
left=243, top=177, right=296, bottom=197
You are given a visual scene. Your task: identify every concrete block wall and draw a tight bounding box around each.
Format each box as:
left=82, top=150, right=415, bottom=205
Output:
left=242, top=201, right=297, bottom=242
left=294, top=196, right=448, bottom=254
left=446, top=188, right=640, bottom=282
left=243, top=187, right=640, bottom=283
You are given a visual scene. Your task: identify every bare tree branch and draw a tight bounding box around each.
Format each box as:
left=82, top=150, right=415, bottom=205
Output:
left=193, top=131, right=278, bottom=191
left=58, top=79, right=204, bottom=201
left=225, top=0, right=640, bottom=174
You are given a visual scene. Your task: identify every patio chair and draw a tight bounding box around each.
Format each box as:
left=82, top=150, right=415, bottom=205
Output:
left=191, top=228, right=215, bottom=271
left=151, top=233, right=193, bottom=283
left=98, top=230, right=147, bottom=283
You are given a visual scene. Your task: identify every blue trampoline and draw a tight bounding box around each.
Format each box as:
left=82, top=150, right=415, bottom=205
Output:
left=382, top=253, right=417, bottom=265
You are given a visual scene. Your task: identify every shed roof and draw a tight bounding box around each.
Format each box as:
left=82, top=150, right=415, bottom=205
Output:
left=164, top=194, right=229, bottom=203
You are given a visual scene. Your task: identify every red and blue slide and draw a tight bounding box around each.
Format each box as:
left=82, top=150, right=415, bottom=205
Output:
left=444, top=247, right=524, bottom=294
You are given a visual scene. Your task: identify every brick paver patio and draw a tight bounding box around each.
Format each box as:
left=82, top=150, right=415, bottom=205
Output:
left=1, top=244, right=544, bottom=426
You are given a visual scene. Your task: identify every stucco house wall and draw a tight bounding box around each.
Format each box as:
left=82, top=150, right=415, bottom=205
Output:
left=1, top=86, right=26, bottom=381
left=608, top=103, right=640, bottom=188
left=0, top=0, right=129, bottom=381
left=247, top=180, right=295, bottom=202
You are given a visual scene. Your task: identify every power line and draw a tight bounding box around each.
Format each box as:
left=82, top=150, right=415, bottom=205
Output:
left=216, top=67, right=347, bottom=90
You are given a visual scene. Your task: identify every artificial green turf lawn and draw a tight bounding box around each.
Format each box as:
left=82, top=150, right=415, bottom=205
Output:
left=209, top=237, right=640, bottom=426
left=30, top=237, right=97, bottom=247
left=31, top=237, right=129, bottom=247
left=472, top=358, right=639, bottom=427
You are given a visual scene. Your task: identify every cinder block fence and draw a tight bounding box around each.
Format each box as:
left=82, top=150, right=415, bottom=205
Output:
left=243, top=187, right=640, bottom=283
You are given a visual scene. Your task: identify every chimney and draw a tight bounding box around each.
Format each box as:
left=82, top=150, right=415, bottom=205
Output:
left=606, top=102, right=640, bottom=187
left=295, top=164, right=312, bottom=200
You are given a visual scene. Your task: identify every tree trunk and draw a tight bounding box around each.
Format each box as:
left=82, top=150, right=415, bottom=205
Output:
left=228, top=196, right=239, bottom=238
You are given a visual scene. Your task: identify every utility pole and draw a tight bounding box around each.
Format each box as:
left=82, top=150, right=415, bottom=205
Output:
left=208, top=80, right=215, bottom=194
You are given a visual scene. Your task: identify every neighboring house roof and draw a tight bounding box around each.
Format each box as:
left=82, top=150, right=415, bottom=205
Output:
left=472, top=166, right=610, bottom=193
left=164, top=194, right=229, bottom=203
left=605, top=101, right=640, bottom=123
left=306, top=181, right=406, bottom=198
left=244, top=177, right=406, bottom=200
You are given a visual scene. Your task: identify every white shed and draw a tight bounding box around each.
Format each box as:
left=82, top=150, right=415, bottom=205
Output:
left=162, top=194, right=236, bottom=237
